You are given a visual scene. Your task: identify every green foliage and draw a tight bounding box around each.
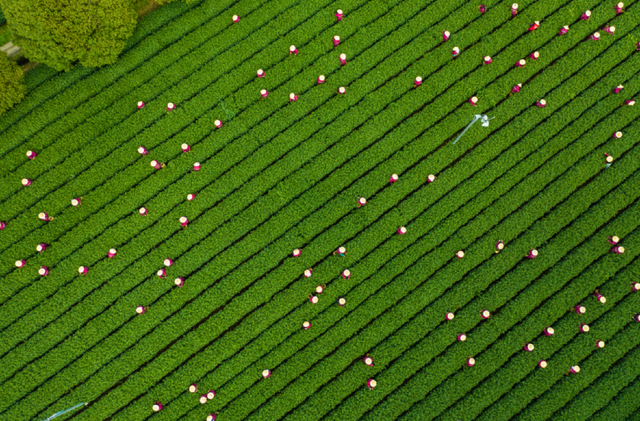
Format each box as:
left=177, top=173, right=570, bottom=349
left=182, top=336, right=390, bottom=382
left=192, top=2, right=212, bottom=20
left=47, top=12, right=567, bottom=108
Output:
left=0, top=0, right=137, bottom=71
left=1, top=0, right=640, bottom=419
left=0, top=51, right=24, bottom=114
left=155, top=0, right=197, bottom=5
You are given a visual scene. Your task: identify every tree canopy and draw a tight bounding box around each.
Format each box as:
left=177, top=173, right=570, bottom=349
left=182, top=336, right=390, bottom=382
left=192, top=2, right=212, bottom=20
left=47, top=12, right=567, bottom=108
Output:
left=0, top=52, right=25, bottom=115
left=0, top=0, right=137, bottom=71
left=155, top=0, right=198, bottom=5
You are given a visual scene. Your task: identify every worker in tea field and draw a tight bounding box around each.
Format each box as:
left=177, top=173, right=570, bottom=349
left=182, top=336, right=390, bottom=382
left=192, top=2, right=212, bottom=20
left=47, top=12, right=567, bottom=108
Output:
left=333, top=246, right=346, bottom=256
left=604, top=154, right=613, bottom=169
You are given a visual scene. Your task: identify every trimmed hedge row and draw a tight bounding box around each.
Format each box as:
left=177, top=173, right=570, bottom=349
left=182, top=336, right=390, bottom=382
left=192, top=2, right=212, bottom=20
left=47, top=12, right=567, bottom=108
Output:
left=399, top=225, right=640, bottom=421
left=545, top=341, right=640, bottom=421
left=240, top=133, right=640, bottom=421
left=587, top=374, right=640, bottom=421
left=434, top=258, right=640, bottom=421
left=495, top=302, right=640, bottom=421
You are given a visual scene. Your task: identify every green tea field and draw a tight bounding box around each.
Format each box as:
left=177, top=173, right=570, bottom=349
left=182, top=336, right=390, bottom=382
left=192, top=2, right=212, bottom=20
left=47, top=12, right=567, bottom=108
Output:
left=1, top=0, right=640, bottom=420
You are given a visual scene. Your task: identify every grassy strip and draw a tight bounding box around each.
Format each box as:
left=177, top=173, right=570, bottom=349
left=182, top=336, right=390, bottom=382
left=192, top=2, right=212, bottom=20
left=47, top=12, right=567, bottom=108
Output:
left=395, top=276, right=640, bottom=421
left=242, top=141, right=640, bottom=421
left=472, top=267, right=640, bottom=419
left=546, top=344, right=640, bottom=420
left=433, top=257, right=640, bottom=420
left=511, top=328, right=640, bottom=421
left=586, top=375, right=640, bottom=421
left=399, top=243, right=640, bottom=420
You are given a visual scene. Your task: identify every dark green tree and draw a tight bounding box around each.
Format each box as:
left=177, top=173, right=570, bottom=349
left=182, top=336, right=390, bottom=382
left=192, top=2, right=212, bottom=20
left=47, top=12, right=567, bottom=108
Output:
left=0, top=52, right=25, bottom=115
left=155, top=0, right=197, bottom=5
left=0, top=0, right=137, bottom=71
